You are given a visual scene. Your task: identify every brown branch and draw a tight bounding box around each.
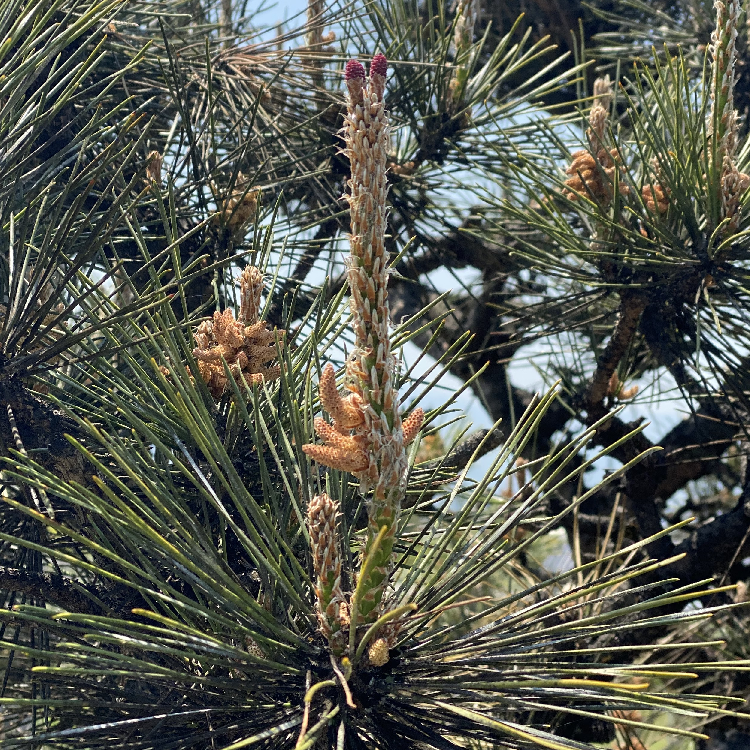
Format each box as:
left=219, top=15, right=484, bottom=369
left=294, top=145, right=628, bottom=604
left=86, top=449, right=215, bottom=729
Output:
left=428, top=427, right=505, bottom=473
left=389, top=262, right=569, bottom=455
left=669, top=491, right=750, bottom=583
left=616, top=474, right=750, bottom=631
left=396, top=220, right=517, bottom=279
left=584, top=293, right=646, bottom=416
left=613, top=410, right=748, bottom=586
left=654, top=402, right=739, bottom=502
left=589, top=413, right=654, bottom=464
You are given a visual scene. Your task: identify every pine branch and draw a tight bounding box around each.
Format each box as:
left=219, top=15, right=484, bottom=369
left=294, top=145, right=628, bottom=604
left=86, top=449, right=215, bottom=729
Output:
left=584, top=292, right=646, bottom=416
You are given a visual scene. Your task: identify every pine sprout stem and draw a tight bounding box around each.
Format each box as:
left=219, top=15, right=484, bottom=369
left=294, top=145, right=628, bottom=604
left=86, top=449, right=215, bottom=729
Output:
left=303, top=679, right=337, bottom=704
left=348, top=524, right=387, bottom=658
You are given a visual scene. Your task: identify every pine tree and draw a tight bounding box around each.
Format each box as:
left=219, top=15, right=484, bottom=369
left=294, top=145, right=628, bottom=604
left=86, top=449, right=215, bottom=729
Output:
left=0, top=0, right=748, bottom=748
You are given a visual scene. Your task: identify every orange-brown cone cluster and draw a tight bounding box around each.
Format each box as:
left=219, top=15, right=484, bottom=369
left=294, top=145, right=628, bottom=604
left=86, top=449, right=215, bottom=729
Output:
left=607, top=372, right=639, bottom=401
left=146, top=150, right=162, bottom=185
left=564, top=147, right=628, bottom=204
left=367, top=636, right=390, bottom=667
left=641, top=183, right=670, bottom=214
left=563, top=77, right=630, bottom=206
left=640, top=157, right=671, bottom=216
left=193, top=267, right=283, bottom=399
left=302, top=363, right=424, bottom=476
left=721, top=162, right=750, bottom=230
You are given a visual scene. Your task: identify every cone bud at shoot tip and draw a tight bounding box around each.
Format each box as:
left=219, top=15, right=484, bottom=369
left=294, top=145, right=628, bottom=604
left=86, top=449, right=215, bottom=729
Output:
left=345, top=59, right=366, bottom=81
left=345, top=59, right=366, bottom=105
left=370, top=54, right=388, bottom=79
left=369, top=54, right=388, bottom=99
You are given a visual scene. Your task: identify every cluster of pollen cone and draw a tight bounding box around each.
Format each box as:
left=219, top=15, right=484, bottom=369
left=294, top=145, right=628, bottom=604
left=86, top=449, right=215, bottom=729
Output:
left=563, top=77, right=630, bottom=206
left=193, top=266, right=283, bottom=399
left=565, top=59, right=749, bottom=227
left=302, top=363, right=423, bottom=477
left=642, top=180, right=670, bottom=215
left=562, top=77, right=673, bottom=216
left=307, top=492, right=349, bottom=654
